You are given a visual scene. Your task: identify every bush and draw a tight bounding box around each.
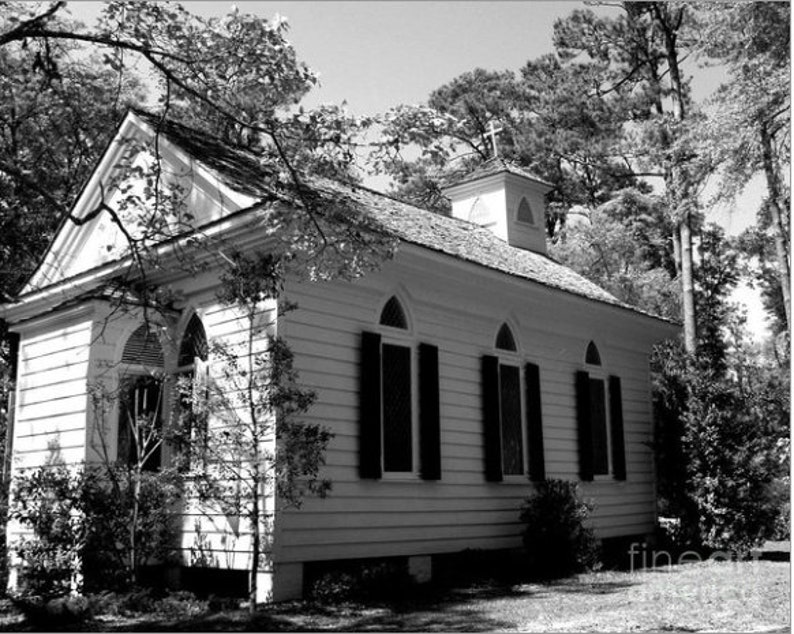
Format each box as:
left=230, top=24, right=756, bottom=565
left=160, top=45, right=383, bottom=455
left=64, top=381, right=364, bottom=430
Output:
left=519, top=479, right=600, bottom=579
left=10, top=462, right=182, bottom=598
left=81, top=465, right=182, bottom=592
left=308, top=559, right=413, bottom=602
left=10, top=464, right=86, bottom=598
left=88, top=588, right=208, bottom=618
left=12, top=593, right=92, bottom=628
left=653, top=343, right=789, bottom=555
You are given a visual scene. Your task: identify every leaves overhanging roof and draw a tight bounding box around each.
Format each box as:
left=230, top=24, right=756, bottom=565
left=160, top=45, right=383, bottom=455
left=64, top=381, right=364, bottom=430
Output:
left=133, top=110, right=673, bottom=323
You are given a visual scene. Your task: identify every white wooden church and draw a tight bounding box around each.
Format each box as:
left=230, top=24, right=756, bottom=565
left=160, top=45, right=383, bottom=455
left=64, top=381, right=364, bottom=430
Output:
left=0, top=111, right=677, bottom=601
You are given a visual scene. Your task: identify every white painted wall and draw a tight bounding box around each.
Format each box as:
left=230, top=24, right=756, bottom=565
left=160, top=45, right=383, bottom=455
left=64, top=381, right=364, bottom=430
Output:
left=274, top=245, right=676, bottom=566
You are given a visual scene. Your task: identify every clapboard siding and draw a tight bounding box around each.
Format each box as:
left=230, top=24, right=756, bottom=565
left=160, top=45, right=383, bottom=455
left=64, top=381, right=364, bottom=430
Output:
left=11, top=315, right=94, bottom=463
left=274, top=250, right=673, bottom=565
left=172, top=297, right=280, bottom=567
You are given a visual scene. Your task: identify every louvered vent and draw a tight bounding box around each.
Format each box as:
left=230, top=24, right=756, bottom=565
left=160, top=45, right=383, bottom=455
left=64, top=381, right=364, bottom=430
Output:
left=121, top=324, right=164, bottom=366
left=517, top=197, right=534, bottom=224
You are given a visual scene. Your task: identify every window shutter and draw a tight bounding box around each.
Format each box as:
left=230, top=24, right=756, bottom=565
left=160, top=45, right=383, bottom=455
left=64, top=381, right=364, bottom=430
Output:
left=359, top=331, right=382, bottom=479
left=575, top=370, right=594, bottom=481
left=609, top=375, right=627, bottom=481
left=419, top=343, right=441, bottom=480
left=482, top=355, right=503, bottom=482
left=525, top=362, right=546, bottom=481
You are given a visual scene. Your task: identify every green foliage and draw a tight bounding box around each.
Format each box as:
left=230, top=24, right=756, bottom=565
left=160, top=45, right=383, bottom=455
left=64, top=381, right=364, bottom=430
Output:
left=694, top=225, right=742, bottom=374
left=652, top=342, right=789, bottom=555
left=10, top=463, right=86, bottom=598
left=308, top=560, right=413, bottom=603
left=10, top=462, right=181, bottom=597
left=12, top=593, right=92, bottom=629
left=549, top=188, right=680, bottom=320
left=0, top=43, right=142, bottom=295
left=81, top=465, right=182, bottom=592
left=519, top=479, right=599, bottom=579
left=88, top=588, right=208, bottom=619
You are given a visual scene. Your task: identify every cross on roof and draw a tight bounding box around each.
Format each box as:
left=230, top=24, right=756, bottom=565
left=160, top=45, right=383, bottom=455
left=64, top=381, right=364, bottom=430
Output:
left=486, top=120, right=504, bottom=158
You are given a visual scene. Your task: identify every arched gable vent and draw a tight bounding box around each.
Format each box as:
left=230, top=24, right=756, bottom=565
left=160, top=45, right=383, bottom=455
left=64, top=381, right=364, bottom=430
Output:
left=380, top=296, right=408, bottom=330
left=121, top=323, right=164, bottom=366
left=495, top=323, right=517, bottom=352
left=178, top=314, right=208, bottom=367
left=585, top=341, right=602, bottom=366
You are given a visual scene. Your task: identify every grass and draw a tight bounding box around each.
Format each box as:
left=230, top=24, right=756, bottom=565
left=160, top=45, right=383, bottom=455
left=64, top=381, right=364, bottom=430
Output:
left=0, top=559, right=788, bottom=632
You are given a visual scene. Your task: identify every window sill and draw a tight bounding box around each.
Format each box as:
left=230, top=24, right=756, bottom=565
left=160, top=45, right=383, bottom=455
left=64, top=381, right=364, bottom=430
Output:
left=380, top=472, right=419, bottom=482
left=592, top=474, right=626, bottom=483
left=500, top=474, right=530, bottom=484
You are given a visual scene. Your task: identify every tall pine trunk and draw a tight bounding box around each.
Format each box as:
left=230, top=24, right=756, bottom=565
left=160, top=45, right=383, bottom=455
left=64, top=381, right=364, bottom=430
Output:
left=760, top=123, right=791, bottom=331
left=653, top=2, right=698, bottom=353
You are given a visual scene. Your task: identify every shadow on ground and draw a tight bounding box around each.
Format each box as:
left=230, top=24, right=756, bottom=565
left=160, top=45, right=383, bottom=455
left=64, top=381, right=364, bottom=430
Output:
left=53, top=575, right=639, bottom=632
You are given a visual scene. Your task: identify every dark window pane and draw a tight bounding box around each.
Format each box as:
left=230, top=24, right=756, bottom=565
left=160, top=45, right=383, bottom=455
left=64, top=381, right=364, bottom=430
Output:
left=119, top=376, right=162, bottom=471
left=178, top=314, right=208, bottom=367
left=585, top=341, right=601, bottom=366
left=500, top=364, right=523, bottom=475
left=382, top=344, right=412, bottom=472
left=589, top=378, right=608, bottom=475
left=380, top=297, right=408, bottom=329
left=495, top=323, right=517, bottom=351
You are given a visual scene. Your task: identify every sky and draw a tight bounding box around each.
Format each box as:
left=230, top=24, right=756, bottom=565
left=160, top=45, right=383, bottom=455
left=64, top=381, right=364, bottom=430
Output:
left=66, top=1, right=769, bottom=336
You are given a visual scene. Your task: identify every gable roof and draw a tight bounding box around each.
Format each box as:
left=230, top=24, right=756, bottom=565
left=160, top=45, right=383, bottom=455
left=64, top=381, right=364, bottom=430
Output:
left=9, top=110, right=674, bottom=325
left=441, top=156, right=553, bottom=190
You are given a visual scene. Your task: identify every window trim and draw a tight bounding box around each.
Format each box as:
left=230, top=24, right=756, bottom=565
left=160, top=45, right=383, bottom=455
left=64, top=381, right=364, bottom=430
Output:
left=583, top=341, right=613, bottom=480
left=493, top=322, right=528, bottom=481
left=377, top=295, right=419, bottom=480
left=172, top=312, right=210, bottom=471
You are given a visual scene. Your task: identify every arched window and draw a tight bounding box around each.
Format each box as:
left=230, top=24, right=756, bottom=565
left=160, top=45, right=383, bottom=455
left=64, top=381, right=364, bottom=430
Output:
left=495, top=323, right=517, bottom=352
left=176, top=313, right=209, bottom=469
left=517, top=197, right=534, bottom=224
left=575, top=339, right=626, bottom=482
left=380, top=296, right=408, bottom=330
left=585, top=341, right=602, bottom=366
left=118, top=322, right=164, bottom=470
left=178, top=314, right=208, bottom=367
left=488, top=323, right=524, bottom=477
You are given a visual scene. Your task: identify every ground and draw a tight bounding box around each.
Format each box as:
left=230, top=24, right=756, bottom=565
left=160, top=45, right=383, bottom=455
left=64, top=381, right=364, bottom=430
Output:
left=0, top=558, right=788, bottom=632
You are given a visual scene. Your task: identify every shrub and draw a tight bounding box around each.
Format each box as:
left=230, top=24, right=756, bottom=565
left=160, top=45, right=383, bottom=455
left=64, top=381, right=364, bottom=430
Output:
left=653, top=343, right=789, bottom=555
left=81, top=465, right=182, bottom=592
left=12, top=593, right=92, bottom=628
left=10, top=464, right=86, bottom=598
left=519, top=479, right=599, bottom=578
left=308, top=559, right=413, bottom=602
left=10, top=462, right=182, bottom=598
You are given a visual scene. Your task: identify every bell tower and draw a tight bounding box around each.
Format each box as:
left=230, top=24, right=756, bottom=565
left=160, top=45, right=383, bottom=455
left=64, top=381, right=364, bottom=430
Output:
left=441, top=158, right=553, bottom=255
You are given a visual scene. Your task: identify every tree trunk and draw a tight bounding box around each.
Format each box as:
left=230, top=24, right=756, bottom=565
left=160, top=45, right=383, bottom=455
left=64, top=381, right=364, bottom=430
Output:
left=760, top=123, right=791, bottom=331
left=250, top=486, right=260, bottom=615
left=131, top=468, right=141, bottom=586
left=652, top=2, right=697, bottom=353
left=679, top=218, right=697, bottom=353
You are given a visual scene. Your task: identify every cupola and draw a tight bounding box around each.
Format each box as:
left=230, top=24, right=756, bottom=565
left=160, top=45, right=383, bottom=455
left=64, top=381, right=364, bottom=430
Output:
left=441, top=158, right=553, bottom=255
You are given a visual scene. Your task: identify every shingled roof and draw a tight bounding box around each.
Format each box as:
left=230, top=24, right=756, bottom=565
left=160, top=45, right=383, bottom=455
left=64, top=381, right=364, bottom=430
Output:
left=441, top=157, right=553, bottom=190
left=134, top=111, right=668, bottom=321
